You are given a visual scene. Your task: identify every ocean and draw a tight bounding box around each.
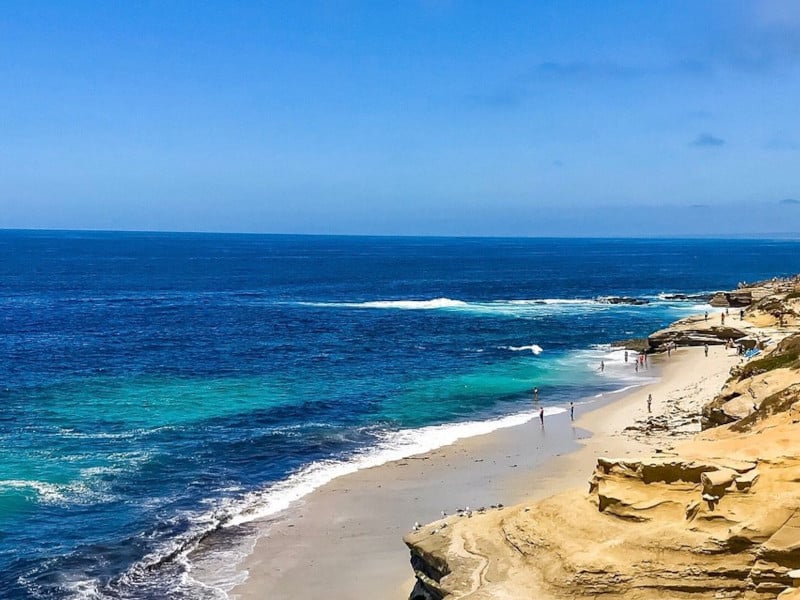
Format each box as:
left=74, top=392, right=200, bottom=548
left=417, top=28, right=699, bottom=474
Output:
left=1, top=231, right=798, bottom=598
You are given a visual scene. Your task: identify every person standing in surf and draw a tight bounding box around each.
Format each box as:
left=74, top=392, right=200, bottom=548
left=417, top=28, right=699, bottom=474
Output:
left=539, top=406, right=544, bottom=425
left=533, top=387, right=539, bottom=404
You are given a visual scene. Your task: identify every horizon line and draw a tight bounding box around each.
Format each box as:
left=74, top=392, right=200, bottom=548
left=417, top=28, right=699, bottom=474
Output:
left=2, top=227, right=800, bottom=242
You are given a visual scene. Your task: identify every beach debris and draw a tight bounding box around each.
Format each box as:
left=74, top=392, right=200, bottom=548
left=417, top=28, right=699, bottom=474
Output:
left=497, top=503, right=504, bottom=509
left=441, top=510, right=447, bottom=518
left=413, top=521, right=421, bottom=531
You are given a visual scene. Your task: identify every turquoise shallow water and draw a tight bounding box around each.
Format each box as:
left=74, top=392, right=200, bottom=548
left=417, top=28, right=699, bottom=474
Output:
left=1, top=232, right=799, bottom=598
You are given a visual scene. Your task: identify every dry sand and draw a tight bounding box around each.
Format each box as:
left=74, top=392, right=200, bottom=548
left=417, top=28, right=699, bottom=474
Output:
left=224, top=342, right=738, bottom=600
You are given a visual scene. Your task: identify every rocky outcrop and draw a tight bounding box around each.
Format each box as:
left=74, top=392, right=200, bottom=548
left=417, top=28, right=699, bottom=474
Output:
left=661, top=293, right=715, bottom=302
left=701, top=334, right=800, bottom=430
left=408, top=540, right=450, bottom=600
left=596, top=296, right=650, bottom=306
left=406, top=442, right=800, bottom=599
left=710, top=290, right=753, bottom=307
left=648, top=324, right=746, bottom=351
left=701, top=391, right=750, bottom=429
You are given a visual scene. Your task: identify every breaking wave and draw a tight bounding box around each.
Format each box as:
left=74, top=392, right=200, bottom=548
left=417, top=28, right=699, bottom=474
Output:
left=501, top=344, right=544, bottom=355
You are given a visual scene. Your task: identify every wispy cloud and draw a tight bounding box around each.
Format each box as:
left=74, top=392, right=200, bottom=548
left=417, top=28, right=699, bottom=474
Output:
left=780, top=198, right=800, bottom=205
left=690, top=133, right=725, bottom=147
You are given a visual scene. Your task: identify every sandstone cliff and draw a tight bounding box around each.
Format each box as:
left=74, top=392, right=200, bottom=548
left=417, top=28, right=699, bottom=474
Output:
left=405, top=280, right=800, bottom=600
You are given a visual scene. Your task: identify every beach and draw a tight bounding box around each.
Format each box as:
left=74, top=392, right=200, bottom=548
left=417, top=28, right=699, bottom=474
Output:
left=11, top=235, right=798, bottom=598
left=229, top=342, right=738, bottom=599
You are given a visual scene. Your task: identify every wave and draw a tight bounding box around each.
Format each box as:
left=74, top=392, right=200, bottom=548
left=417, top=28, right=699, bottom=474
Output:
left=88, top=408, right=566, bottom=599
left=0, top=477, right=119, bottom=506
left=299, top=298, right=468, bottom=310
left=0, top=479, right=68, bottom=503
left=501, top=344, right=544, bottom=355
left=295, top=296, right=709, bottom=318
left=221, top=409, right=565, bottom=527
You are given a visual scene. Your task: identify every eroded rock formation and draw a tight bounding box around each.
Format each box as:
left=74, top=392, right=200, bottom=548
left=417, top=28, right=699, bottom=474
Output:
left=405, top=281, right=800, bottom=600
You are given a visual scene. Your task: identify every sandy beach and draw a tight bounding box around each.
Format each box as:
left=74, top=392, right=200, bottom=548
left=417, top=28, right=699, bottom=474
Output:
left=227, top=341, right=739, bottom=599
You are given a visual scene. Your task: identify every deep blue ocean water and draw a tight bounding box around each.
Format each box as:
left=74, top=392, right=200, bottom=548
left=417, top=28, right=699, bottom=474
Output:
left=2, top=231, right=799, bottom=598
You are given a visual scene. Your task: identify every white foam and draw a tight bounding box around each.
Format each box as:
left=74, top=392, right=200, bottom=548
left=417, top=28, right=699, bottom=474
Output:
left=93, top=408, right=567, bottom=599
left=294, top=295, right=710, bottom=320
left=0, top=477, right=118, bottom=506
left=300, top=298, right=468, bottom=310
left=221, top=409, right=564, bottom=528
left=0, top=479, right=67, bottom=503
left=61, top=579, right=103, bottom=600
left=502, top=344, right=544, bottom=355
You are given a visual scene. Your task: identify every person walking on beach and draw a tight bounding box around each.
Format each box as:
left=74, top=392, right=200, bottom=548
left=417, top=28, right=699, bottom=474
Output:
left=704, top=343, right=709, bottom=357
left=599, top=360, right=605, bottom=373
left=704, top=311, right=708, bottom=322
left=647, top=393, right=652, bottom=413
left=539, top=406, right=544, bottom=425
left=569, top=401, right=574, bottom=421
left=721, top=312, right=726, bottom=325
left=740, top=309, right=744, bottom=320
left=635, top=361, right=639, bottom=374
left=624, top=350, right=628, bottom=363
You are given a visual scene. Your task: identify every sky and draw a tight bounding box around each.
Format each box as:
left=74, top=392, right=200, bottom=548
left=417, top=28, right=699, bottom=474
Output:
left=1, top=0, right=799, bottom=236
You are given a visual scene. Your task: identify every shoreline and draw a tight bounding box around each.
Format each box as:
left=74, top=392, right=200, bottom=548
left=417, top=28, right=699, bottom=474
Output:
left=218, top=342, right=738, bottom=599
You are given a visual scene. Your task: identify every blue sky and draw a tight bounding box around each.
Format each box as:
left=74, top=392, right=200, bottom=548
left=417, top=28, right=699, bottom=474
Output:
left=1, top=1, right=799, bottom=236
